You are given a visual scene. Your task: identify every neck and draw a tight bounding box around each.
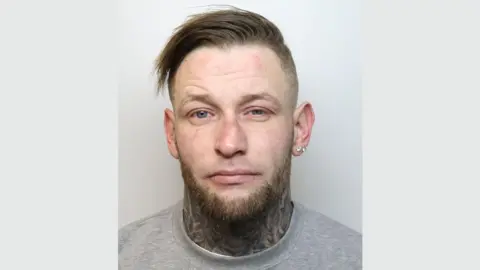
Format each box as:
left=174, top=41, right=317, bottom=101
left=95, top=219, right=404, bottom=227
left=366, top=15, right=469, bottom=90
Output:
left=182, top=188, right=294, bottom=257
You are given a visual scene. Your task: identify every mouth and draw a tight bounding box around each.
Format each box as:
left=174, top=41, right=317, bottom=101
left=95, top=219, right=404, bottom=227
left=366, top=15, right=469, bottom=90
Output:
left=208, top=170, right=260, bottom=185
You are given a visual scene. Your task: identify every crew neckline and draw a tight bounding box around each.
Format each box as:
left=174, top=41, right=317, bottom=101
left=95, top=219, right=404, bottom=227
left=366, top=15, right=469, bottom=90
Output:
left=171, top=200, right=305, bottom=269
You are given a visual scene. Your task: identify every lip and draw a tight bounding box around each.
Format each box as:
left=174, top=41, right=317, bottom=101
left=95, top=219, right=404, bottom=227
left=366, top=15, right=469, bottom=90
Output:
left=208, top=170, right=260, bottom=185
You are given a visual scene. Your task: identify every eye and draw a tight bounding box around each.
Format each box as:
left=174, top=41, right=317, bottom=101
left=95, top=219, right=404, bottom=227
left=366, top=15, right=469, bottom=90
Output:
left=192, top=110, right=210, bottom=119
left=245, top=108, right=271, bottom=121
left=250, top=109, right=265, bottom=115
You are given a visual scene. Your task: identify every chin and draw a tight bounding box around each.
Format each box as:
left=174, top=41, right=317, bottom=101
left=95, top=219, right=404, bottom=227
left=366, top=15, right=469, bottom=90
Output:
left=204, top=185, right=271, bottom=221
left=215, top=189, right=254, bottom=207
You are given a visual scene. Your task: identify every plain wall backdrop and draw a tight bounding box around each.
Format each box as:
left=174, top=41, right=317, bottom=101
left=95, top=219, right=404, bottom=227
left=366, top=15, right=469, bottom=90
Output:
left=119, top=0, right=362, bottom=232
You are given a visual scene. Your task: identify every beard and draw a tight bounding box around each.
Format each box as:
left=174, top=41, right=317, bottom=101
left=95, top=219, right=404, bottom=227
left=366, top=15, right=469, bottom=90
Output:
left=178, top=148, right=292, bottom=222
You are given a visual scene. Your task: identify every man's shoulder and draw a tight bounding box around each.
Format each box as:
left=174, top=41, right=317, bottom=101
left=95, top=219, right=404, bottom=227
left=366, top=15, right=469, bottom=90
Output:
left=293, top=202, right=362, bottom=266
left=118, top=201, right=179, bottom=253
left=297, top=202, right=361, bottom=238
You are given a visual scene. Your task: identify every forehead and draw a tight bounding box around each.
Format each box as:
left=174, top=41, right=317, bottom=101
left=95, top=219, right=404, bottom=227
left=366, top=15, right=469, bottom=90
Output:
left=173, top=45, right=289, bottom=101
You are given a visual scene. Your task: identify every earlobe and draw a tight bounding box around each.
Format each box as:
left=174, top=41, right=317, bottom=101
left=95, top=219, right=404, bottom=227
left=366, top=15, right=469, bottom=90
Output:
left=292, top=102, right=315, bottom=157
left=164, top=109, right=179, bottom=159
left=293, top=145, right=307, bottom=156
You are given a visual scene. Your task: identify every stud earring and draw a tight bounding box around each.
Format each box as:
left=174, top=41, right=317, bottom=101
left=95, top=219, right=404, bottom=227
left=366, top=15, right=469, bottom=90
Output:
left=296, top=146, right=307, bottom=153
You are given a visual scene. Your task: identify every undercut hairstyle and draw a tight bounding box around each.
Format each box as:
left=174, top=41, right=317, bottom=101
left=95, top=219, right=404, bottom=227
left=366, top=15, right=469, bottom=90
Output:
left=154, top=6, right=299, bottom=104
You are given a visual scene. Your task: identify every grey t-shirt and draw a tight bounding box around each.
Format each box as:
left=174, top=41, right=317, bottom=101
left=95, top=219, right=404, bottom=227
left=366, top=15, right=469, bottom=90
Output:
left=119, top=201, right=362, bottom=269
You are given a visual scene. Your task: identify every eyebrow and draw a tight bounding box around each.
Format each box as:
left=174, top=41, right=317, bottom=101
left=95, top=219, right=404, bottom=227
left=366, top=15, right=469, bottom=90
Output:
left=180, top=94, right=217, bottom=108
left=238, top=93, right=281, bottom=108
left=180, top=92, right=281, bottom=109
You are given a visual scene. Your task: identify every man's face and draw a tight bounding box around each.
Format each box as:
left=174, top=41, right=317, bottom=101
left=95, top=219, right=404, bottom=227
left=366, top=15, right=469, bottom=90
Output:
left=164, top=45, right=305, bottom=220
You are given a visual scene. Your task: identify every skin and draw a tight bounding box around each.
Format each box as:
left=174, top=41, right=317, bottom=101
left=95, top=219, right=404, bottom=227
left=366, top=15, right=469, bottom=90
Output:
left=163, top=44, right=315, bottom=256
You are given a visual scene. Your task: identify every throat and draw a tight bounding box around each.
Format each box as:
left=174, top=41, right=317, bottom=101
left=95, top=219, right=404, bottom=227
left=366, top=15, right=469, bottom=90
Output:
left=182, top=190, right=294, bottom=257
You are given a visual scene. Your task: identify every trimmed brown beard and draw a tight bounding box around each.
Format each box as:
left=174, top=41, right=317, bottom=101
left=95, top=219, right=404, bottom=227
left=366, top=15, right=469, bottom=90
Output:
left=178, top=147, right=292, bottom=222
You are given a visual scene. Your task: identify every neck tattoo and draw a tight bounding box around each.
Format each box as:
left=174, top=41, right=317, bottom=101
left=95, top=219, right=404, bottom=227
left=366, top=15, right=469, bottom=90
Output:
left=182, top=187, right=294, bottom=257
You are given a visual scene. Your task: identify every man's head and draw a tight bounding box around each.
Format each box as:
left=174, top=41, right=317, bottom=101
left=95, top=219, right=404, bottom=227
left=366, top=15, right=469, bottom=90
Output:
left=155, top=7, right=314, bottom=221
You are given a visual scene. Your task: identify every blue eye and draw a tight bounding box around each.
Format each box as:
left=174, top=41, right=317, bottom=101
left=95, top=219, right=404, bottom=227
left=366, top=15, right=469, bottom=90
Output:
left=194, top=110, right=209, bottom=118
left=250, top=109, right=265, bottom=115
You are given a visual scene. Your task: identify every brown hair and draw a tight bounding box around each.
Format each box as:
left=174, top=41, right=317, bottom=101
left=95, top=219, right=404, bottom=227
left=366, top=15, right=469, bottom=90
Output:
left=154, top=6, right=298, bottom=103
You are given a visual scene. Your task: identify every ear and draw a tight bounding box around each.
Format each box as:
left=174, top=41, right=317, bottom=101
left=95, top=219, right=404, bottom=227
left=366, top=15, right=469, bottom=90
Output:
left=164, top=108, right=179, bottom=159
left=292, top=102, right=315, bottom=156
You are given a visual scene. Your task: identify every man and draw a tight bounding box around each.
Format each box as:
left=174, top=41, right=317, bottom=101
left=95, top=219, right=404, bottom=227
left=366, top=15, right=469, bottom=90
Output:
left=119, top=7, right=362, bottom=270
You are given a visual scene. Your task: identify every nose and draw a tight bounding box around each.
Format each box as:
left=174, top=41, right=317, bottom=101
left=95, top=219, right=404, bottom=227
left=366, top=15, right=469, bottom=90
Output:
left=214, top=115, right=248, bottom=158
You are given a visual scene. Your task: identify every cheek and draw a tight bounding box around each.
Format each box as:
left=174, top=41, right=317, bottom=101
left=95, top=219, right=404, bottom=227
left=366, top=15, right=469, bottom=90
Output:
left=246, top=122, right=291, bottom=161
left=176, top=126, right=213, bottom=165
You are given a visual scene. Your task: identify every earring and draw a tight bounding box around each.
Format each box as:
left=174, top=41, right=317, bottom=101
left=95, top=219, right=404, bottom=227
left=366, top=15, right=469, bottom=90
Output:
left=296, top=146, right=306, bottom=153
